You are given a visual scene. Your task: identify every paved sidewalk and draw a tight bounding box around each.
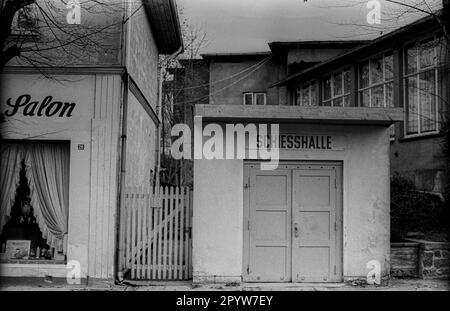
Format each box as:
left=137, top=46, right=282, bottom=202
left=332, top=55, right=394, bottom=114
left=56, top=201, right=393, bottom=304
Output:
left=0, top=277, right=448, bottom=291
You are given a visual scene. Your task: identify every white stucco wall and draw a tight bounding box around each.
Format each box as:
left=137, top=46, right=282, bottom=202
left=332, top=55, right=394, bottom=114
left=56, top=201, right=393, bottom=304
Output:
left=193, top=123, right=390, bottom=282
left=124, top=92, right=157, bottom=191
left=193, top=159, right=244, bottom=283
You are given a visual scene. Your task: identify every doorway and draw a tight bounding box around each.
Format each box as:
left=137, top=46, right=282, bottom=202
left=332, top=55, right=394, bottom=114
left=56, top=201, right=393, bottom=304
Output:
left=243, top=161, right=343, bottom=282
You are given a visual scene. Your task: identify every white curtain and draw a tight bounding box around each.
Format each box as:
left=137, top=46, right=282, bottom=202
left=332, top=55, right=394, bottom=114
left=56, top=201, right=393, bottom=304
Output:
left=25, top=143, right=70, bottom=254
left=0, top=144, right=24, bottom=235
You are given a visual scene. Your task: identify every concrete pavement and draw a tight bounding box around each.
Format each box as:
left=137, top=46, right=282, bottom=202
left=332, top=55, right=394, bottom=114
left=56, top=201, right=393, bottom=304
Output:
left=0, top=277, right=448, bottom=291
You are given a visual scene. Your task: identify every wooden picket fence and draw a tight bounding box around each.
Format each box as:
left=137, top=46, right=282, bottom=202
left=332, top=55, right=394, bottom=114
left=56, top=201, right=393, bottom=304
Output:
left=118, top=185, right=193, bottom=280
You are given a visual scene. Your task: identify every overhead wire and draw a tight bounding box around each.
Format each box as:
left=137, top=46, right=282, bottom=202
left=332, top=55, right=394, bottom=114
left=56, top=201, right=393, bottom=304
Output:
left=170, top=54, right=273, bottom=91
left=172, top=55, right=273, bottom=105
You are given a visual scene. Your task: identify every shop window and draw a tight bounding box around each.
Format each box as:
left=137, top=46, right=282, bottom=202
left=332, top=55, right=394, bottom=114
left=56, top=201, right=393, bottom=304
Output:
left=358, top=52, right=394, bottom=108
left=294, top=81, right=318, bottom=106
left=322, top=69, right=351, bottom=107
left=404, top=38, right=440, bottom=137
left=0, top=142, right=69, bottom=263
left=243, top=92, right=266, bottom=105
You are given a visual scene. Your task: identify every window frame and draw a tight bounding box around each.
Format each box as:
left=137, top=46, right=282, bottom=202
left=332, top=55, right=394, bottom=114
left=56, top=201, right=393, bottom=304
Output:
left=402, top=37, right=440, bottom=138
left=294, top=80, right=318, bottom=106
left=357, top=50, right=394, bottom=108
left=243, top=92, right=267, bottom=106
left=0, top=139, right=70, bottom=263
left=321, top=67, right=351, bottom=107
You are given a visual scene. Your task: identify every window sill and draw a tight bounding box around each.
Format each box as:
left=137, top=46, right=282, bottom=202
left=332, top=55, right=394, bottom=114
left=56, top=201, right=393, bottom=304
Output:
left=0, top=262, right=67, bottom=277
left=9, top=31, right=39, bottom=40
left=399, top=132, right=443, bottom=142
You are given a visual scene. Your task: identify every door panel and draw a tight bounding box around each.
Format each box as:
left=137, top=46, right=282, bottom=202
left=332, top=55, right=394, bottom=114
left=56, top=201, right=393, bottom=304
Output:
left=292, top=168, right=338, bottom=282
left=247, top=169, right=291, bottom=282
left=244, top=162, right=342, bottom=283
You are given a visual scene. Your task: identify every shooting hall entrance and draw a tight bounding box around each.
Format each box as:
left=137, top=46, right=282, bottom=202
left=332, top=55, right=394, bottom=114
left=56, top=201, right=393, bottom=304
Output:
left=243, top=161, right=343, bottom=283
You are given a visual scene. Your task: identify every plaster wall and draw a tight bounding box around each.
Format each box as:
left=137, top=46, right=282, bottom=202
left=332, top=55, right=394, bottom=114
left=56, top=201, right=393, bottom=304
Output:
left=193, top=123, right=391, bottom=282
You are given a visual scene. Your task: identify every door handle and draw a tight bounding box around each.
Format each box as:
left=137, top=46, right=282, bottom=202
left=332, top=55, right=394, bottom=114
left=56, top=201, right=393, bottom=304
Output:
left=294, top=222, right=299, bottom=238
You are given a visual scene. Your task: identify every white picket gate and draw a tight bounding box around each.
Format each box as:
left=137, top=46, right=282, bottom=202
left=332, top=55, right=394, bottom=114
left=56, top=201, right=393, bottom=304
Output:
left=118, top=186, right=193, bottom=280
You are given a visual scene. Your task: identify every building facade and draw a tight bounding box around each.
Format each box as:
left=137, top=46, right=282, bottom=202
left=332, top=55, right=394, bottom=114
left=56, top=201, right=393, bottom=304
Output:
left=190, top=13, right=447, bottom=283
left=0, top=0, right=182, bottom=281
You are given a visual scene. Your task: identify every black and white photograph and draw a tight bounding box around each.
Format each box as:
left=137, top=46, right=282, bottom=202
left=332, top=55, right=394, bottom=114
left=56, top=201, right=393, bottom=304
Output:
left=0, top=0, right=449, bottom=302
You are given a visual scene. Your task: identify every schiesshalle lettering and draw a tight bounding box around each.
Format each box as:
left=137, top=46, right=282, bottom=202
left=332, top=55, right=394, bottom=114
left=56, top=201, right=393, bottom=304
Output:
left=4, top=94, right=76, bottom=117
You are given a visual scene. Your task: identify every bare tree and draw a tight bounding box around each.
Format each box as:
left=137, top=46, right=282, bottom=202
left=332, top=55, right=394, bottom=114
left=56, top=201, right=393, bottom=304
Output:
left=0, top=1, right=146, bottom=142
left=0, top=0, right=132, bottom=70
left=303, top=0, right=446, bottom=40
left=159, top=6, right=208, bottom=187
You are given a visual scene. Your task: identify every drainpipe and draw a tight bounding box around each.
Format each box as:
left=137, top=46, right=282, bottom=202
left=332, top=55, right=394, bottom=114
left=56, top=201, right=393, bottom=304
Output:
left=156, top=46, right=183, bottom=178
left=114, top=2, right=131, bottom=282
left=115, top=73, right=129, bottom=283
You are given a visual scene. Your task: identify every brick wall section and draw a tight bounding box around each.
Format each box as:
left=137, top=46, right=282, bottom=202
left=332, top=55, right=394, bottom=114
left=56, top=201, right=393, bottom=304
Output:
left=126, top=1, right=159, bottom=112
left=391, top=242, right=420, bottom=277
left=420, top=242, right=450, bottom=278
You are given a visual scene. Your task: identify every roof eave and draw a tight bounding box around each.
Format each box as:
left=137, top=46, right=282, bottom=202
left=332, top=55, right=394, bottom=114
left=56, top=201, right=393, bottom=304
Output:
left=144, top=0, right=183, bottom=55
left=201, top=52, right=271, bottom=60
left=272, top=12, right=442, bottom=87
left=268, top=40, right=369, bottom=51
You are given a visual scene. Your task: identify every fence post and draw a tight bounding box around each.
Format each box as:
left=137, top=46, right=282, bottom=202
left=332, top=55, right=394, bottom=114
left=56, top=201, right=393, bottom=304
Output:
left=179, top=187, right=185, bottom=280
left=189, top=189, right=193, bottom=279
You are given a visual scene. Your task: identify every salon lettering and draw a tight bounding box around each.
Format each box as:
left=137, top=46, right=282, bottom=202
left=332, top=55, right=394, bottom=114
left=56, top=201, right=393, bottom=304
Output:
left=4, top=94, right=76, bottom=118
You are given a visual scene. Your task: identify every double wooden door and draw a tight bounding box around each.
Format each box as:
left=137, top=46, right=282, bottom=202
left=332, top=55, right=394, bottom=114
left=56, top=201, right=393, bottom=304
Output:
left=243, top=162, right=343, bottom=282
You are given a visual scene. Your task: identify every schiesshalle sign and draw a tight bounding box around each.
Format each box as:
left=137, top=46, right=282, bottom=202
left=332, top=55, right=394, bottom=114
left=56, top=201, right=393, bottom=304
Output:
left=257, top=134, right=345, bottom=151
left=3, top=94, right=75, bottom=117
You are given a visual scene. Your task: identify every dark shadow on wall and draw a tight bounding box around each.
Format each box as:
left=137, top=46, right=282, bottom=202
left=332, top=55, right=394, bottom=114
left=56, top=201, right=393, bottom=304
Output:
left=391, top=172, right=449, bottom=242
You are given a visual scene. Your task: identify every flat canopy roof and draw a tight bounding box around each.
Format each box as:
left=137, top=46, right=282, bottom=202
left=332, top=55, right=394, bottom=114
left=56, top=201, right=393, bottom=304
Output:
left=195, top=105, right=404, bottom=126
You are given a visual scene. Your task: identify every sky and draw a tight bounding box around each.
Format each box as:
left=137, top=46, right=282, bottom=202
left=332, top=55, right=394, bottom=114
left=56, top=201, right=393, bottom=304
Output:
left=178, top=0, right=442, bottom=54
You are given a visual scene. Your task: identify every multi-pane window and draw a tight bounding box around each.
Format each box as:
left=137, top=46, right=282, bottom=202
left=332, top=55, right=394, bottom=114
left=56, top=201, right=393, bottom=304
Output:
left=404, top=39, right=440, bottom=136
left=322, top=69, right=351, bottom=106
left=295, top=81, right=318, bottom=106
left=243, top=92, right=266, bottom=105
left=359, top=52, right=394, bottom=108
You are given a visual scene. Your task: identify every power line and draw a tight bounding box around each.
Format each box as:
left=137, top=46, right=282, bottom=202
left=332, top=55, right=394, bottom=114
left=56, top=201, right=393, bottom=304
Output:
left=173, top=56, right=273, bottom=105
left=169, top=55, right=273, bottom=92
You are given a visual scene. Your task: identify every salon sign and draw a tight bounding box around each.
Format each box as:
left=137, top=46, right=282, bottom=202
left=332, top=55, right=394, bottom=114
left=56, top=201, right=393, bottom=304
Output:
left=3, top=94, right=76, bottom=118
